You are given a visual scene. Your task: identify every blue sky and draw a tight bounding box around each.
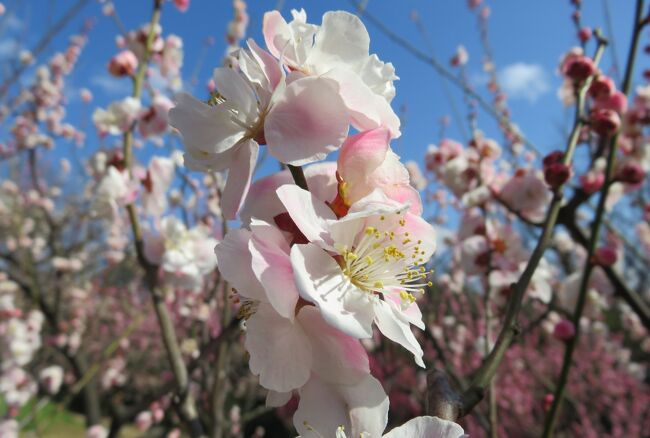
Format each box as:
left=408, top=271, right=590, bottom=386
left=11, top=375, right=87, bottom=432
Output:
left=0, top=0, right=641, bottom=196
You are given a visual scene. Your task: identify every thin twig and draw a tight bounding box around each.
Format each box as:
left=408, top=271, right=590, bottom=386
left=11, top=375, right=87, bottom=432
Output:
left=542, top=4, right=647, bottom=434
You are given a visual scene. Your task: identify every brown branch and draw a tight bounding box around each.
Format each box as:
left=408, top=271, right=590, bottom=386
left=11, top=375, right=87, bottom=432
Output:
left=542, top=3, right=647, bottom=434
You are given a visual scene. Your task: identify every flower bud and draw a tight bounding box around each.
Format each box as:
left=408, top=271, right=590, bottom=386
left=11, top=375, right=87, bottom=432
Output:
left=553, top=319, right=576, bottom=341
left=562, top=55, right=596, bottom=82
left=579, top=171, right=604, bottom=194
left=588, top=75, right=615, bottom=100
left=590, top=108, right=621, bottom=136
left=174, top=0, right=190, bottom=12
left=543, top=393, right=555, bottom=411
left=544, top=163, right=571, bottom=188
left=543, top=150, right=564, bottom=167
left=578, top=27, right=592, bottom=43
left=108, top=50, right=138, bottom=77
left=592, top=246, right=617, bottom=267
left=616, top=161, right=645, bottom=184
left=593, top=91, right=628, bottom=114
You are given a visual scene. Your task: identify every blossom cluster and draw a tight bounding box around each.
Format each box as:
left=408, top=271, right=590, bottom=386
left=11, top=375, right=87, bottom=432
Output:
left=170, top=9, right=462, bottom=437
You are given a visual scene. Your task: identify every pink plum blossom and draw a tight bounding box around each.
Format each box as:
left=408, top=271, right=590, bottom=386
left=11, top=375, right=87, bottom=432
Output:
left=263, top=9, right=400, bottom=137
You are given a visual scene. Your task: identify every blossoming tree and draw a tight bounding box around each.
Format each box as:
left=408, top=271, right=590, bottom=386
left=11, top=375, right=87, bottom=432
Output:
left=0, top=0, right=649, bottom=437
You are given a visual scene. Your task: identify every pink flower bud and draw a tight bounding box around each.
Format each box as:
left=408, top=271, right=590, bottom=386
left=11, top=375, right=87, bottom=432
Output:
left=468, top=0, right=482, bottom=9
left=544, top=163, right=571, bottom=188
left=543, top=393, right=555, bottom=411
left=593, top=91, right=628, bottom=114
left=590, top=108, right=621, bottom=136
left=578, top=27, right=592, bottom=43
left=588, top=75, right=615, bottom=100
left=593, top=246, right=617, bottom=266
left=553, top=319, right=576, bottom=341
left=572, top=11, right=581, bottom=22
left=562, top=55, right=596, bottom=82
left=579, top=171, right=604, bottom=194
left=173, top=0, right=189, bottom=12
left=616, top=161, right=645, bottom=184
left=108, top=50, right=138, bottom=77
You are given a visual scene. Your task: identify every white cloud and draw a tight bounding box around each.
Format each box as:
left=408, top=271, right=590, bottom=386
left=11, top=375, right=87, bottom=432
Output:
left=498, top=63, right=550, bottom=103
left=90, top=74, right=131, bottom=96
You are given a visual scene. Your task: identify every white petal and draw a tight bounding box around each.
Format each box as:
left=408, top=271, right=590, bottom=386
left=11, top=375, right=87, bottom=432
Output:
left=337, top=375, right=389, bottom=438
left=214, top=229, right=265, bottom=302
left=383, top=416, right=466, bottom=438
left=245, top=303, right=312, bottom=393
left=309, top=11, right=370, bottom=71
left=276, top=185, right=336, bottom=249
left=293, top=376, right=351, bottom=438
left=213, top=67, right=258, bottom=120
left=374, top=299, right=425, bottom=367
left=265, top=390, right=292, bottom=408
left=290, top=244, right=374, bottom=339
left=169, top=93, right=244, bottom=154
left=297, top=306, right=369, bottom=385
left=221, top=141, right=258, bottom=220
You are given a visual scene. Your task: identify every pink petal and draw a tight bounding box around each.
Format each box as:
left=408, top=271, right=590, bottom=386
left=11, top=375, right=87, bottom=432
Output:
left=297, top=306, right=369, bottom=385
left=265, top=76, right=349, bottom=166
left=221, top=141, right=258, bottom=220
left=338, top=128, right=390, bottom=184
left=245, top=303, right=312, bottom=392
left=249, top=227, right=299, bottom=321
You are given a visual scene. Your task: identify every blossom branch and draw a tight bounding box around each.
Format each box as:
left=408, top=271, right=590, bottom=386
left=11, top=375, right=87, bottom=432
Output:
left=120, top=1, right=205, bottom=436
left=542, top=3, right=648, bottom=434
left=442, top=35, right=609, bottom=418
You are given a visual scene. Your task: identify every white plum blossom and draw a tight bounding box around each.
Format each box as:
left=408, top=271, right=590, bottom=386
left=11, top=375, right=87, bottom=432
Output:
left=92, top=97, right=141, bottom=136
left=278, top=185, right=436, bottom=367
left=170, top=40, right=349, bottom=218
left=263, top=9, right=400, bottom=137
left=144, top=217, right=218, bottom=290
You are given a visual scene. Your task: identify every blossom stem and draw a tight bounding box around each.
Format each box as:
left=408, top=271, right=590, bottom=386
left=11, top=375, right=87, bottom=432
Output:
left=288, top=164, right=309, bottom=191
left=457, top=35, right=608, bottom=418
left=121, top=1, right=205, bottom=436
left=542, top=2, right=646, bottom=435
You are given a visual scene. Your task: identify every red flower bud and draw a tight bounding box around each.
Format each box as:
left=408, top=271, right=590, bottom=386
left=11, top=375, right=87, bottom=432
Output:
left=553, top=319, right=576, bottom=341
left=616, top=161, right=645, bottom=184
left=590, top=108, right=621, bottom=137
left=543, top=150, right=564, bottom=168
left=592, top=246, right=617, bottom=267
left=562, top=55, right=596, bottom=82
left=578, top=27, right=592, bottom=43
left=543, top=394, right=555, bottom=412
left=544, top=163, right=571, bottom=188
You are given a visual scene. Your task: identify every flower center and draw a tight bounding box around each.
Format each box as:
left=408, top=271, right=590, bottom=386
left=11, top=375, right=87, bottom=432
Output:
left=335, top=213, right=432, bottom=305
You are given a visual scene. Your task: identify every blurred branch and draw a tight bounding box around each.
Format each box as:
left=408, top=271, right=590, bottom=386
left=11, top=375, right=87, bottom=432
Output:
left=542, top=4, right=647, bottom=434
left=120, top=1, right=206, bottom=436
left=425, top=36, right=608, bottom=420
left=0, top=0, right=91, bottom=103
